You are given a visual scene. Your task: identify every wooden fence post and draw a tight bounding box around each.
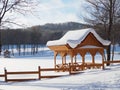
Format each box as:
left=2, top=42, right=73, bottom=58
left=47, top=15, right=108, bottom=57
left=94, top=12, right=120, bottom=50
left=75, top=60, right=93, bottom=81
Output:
left=38, top=66, right=41, bottom=80
left=4, top=68, right=7, bottom=82
left=69, top=63, right=71, bottom=75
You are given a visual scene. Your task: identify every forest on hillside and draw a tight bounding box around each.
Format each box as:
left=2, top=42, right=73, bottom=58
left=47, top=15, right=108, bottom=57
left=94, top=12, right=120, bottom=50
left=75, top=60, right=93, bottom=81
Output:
left=1, top=22, right=89, bottom=55
left=1, top=22, right=120, bottom=55
left=1, top=22, right=89, bottom=45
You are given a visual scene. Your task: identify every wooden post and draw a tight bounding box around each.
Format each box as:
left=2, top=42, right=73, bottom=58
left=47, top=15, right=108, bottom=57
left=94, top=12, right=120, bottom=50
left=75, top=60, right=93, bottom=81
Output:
left=63, top=56, right=66, bottom=64
left=74, top=55, right=77, bottom=64
left=71, top=56, right=73, bottom=65
left=54, top=52, right=57, bottom=69
left=38, top=66, right=41, bottom=80
left=82, top=56, right=85, bottom=70
left=62, top=56, right=64, bottom=65
left=92, top=55, right=95, bottom=68
left=92, top=55, right=95, bottom=64
left=69, top=63, right=71, bottom=75
left=100, top=49, right=105, bottom=70
left=4, top=68, right=7, bottom=82
left=102, top=54, right=105, bottom=70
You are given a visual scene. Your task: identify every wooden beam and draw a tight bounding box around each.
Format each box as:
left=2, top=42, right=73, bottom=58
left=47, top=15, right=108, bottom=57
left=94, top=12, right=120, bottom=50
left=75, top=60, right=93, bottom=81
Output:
left=104, top=60, right=120, bottom=64
left=0, top=74, right=5, bottom=77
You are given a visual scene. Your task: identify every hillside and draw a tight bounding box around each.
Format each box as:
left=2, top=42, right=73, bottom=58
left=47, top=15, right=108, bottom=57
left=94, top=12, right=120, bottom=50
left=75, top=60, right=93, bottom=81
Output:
left=38, top=22, right=90, bottom=31
left=1, top=22, right=90, bottom=45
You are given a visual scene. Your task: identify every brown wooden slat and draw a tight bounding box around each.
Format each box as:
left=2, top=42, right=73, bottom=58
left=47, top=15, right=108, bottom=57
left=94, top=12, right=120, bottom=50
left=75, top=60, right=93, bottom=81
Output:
left=70, top=64, right=102, bottom=67
left=40, top=75, right=61, bottom=78
left=104, top=60, right=120, bottom=64
left=40, top=68, right=63, bottom=71
left=84, top=64, right=102, bottom=67
left=0, top=74, right=5, bottom=77
left=6, top=71, right=39, bottom=74
left=40, top=68, right=56, bottom=71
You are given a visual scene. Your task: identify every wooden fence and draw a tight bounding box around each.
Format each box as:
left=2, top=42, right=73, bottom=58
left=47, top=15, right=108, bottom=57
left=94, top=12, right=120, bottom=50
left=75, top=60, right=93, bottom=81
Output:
left=4, top=66, right=41, bottom=82
left=0, top=61, right=120, bottom=82
left=1, top=62, right=114, bottom=82
left=3, top=66, right=70, bottom=82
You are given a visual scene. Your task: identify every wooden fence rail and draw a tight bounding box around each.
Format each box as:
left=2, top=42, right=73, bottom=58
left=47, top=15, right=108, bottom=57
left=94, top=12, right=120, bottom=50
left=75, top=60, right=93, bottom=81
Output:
left=3, top=66, right=69, bottom=82
left=104, top=60, right=120, bottom=65
left=4, top=66, right=41, bottom=82
left=0, top=74, right=5, bottom=77
left=1, top=62, right=111, bottom=82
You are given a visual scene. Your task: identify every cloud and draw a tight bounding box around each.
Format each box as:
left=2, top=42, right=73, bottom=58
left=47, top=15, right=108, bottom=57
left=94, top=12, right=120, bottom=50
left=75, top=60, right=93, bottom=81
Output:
left=3, top=0, right=87, bottom=28
left=38, top=0, right=65, bottom=11
left=35, top=0, right=86, bottom=24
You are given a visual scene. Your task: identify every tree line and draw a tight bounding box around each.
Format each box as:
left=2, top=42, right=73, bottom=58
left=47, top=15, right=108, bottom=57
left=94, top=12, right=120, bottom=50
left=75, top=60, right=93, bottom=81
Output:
left=1, top=21, right=120, bottom=56
left=1, top=26, right=64, bottom=55
left=1, top=28, right=65, bottom=45
left=0, top=22, right=90, bottom=55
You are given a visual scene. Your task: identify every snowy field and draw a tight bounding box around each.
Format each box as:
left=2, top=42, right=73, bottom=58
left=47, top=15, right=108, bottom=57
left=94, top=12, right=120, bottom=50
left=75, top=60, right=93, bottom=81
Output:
left=0, top=45, right=120, bottom=90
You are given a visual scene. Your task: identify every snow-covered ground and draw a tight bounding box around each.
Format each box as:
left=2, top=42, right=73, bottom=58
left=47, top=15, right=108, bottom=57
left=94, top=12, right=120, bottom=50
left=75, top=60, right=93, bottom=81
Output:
left=0, top=46, right=120, bottom=90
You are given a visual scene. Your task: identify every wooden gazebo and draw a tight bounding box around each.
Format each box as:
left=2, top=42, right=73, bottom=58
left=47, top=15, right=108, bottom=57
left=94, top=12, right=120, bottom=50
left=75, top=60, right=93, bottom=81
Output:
left=47, top=28, right=111, bottom=71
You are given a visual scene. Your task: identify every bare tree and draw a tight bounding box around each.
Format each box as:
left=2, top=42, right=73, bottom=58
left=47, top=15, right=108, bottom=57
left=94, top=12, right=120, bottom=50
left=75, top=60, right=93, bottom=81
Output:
left=0, top=0, right=39, bottom=55
left=83, top=0, right=120, bottom=65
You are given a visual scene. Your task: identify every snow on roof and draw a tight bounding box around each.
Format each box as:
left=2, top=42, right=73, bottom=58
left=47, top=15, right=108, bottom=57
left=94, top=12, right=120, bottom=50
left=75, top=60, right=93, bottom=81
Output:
left=46, top=28, right=111, bottom=48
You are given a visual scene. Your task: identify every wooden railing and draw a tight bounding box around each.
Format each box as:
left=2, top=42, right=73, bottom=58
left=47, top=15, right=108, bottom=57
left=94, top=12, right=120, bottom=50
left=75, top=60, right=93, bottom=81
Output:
left=40, top=67, right=67, bottom=79
left=2, top=66, right=69, bottom=82
left=0, top=61, right=119, bottom=82
left=69, top=63, right=103, bottom=74
left=104, top=60, right=120, bottom=64
left=4, top=66, right=41, bottom=82
left=0, top=63, right=105, bottom=82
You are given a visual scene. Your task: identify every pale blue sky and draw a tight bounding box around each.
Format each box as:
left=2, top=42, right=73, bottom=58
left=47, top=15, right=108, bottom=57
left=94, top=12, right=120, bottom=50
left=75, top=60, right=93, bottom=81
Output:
left=6, top=0, right=88, bottom=28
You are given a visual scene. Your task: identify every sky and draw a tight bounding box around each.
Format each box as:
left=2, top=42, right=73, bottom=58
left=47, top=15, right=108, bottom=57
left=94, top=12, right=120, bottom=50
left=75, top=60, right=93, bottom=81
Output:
left=4, top=0, right=88, bottom=28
